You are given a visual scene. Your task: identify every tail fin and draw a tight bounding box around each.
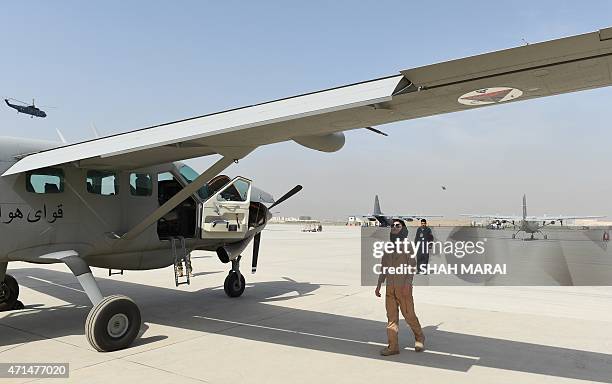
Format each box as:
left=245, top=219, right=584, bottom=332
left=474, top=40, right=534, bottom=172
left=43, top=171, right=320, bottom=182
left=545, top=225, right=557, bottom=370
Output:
left=522, top=194, right=527, bottom=220
left=373, top=195, right=383, bottom=215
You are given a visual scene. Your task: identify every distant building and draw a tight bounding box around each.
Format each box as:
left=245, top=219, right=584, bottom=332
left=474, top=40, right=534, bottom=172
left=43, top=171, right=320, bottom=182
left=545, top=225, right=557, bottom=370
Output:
left=347, top=216, right=369, bottom=226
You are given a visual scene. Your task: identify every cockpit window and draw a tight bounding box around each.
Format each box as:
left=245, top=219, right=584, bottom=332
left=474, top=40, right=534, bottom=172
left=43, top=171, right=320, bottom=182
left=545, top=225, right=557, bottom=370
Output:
left=179, top=165, right=230, bottom=201
left=217, top=179, right=250, bottom=202
left=179, top=165, right=199, bottom=184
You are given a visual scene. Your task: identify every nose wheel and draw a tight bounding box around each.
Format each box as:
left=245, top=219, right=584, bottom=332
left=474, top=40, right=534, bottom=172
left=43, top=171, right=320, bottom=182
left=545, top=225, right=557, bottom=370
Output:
left=224, top=257, right=246, bottom=297
left=0, top=274, right=23, bottom=311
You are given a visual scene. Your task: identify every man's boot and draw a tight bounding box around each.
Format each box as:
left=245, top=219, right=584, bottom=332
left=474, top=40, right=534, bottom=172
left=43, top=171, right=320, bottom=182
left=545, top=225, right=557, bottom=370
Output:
left=380, top=347, right=399, bottom=356
left=414, top=341, right=425, bottom=352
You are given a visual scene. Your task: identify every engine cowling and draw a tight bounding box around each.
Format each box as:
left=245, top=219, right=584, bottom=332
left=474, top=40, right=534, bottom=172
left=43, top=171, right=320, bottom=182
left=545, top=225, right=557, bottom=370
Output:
left=216, top=236, right=253, bottom=263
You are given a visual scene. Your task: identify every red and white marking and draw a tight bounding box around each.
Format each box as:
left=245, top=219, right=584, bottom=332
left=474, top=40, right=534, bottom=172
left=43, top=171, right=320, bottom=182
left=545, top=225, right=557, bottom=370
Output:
left=458, top=87, right=523, bottom=106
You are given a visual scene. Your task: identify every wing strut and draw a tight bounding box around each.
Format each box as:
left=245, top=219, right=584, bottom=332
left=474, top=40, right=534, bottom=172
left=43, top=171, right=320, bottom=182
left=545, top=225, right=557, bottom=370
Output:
left=117, top=147, right=255, bottom=244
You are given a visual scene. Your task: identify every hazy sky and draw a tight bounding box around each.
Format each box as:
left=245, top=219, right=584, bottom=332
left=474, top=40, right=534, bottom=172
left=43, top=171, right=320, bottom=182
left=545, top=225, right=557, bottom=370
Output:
left=1, top=1, right=611, bottom=219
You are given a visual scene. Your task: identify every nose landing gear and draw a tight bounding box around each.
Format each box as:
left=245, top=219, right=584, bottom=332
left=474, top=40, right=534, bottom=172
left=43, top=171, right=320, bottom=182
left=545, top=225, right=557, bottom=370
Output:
left=224, top=256, right=246, bottom=297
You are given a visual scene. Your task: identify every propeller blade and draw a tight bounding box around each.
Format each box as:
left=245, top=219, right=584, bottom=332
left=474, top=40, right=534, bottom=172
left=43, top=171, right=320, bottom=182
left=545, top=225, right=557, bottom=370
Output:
left=252, top=232, right=261, bottom=274
left=364, top=126, right=388, bottom=136
left=269, top=185, right=303, bottom=210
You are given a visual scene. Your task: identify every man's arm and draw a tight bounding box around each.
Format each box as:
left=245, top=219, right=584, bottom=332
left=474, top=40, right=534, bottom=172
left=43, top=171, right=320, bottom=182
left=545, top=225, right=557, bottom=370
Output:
left=427, top=227, right=434, bottom=242
left=375, top=255, right=388, bottom=297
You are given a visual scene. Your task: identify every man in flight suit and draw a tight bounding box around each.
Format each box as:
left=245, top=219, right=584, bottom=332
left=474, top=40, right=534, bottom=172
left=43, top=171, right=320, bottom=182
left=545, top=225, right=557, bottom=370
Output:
left=375, top=219, right=425, bottom=356
left=415, top=219, right=434, bottom=274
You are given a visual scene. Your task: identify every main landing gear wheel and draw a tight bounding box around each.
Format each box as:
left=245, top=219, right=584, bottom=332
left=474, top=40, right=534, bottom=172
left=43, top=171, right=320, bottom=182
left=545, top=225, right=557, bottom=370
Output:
left=0, top=274, right=20, bottom=311
left=85, top=295, right=141, bottom=352
left=224, top=272, right=245, bottom=298
left=544, top=234, right=548, bottom=240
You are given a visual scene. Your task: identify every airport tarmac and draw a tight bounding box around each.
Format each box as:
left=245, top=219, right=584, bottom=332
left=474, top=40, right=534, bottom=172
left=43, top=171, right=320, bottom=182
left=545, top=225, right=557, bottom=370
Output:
left=1, top=224, right=612, bottom=383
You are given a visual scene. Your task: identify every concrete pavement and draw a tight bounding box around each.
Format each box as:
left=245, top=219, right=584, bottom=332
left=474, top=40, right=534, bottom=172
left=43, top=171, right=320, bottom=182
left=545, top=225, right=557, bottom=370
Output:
left=1, top=224, right=612, bottom=383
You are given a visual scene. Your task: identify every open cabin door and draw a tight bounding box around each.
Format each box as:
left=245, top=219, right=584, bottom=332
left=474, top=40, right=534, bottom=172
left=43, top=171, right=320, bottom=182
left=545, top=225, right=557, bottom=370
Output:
left=201, top=177, right=252, bottom=239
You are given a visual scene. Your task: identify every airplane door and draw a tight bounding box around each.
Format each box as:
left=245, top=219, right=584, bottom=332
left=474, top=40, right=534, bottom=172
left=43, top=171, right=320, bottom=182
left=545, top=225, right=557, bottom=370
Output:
left=201, top=177, right=251, bottom=239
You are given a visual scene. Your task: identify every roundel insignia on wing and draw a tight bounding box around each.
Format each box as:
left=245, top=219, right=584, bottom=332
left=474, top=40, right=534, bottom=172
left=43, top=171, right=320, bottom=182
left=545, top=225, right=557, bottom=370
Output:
left=458, top=87, right=523, bottom=106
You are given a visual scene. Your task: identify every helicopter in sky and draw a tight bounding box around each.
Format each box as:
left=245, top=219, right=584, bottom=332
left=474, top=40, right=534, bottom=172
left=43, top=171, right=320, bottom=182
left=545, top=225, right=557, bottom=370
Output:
left=4, top=98, right=48, bottom=118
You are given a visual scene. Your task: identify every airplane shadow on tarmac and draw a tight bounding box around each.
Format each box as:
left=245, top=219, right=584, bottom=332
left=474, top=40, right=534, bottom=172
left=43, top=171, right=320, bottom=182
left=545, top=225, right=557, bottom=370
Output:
left=1, top=268, right=612, bottom=383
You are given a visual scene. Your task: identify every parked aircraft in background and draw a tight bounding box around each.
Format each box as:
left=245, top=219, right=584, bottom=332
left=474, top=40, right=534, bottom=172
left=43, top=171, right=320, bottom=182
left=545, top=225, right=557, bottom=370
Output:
left=462, top=195, right=605, bottom=240
left=362, top=195, right=441, bottom=227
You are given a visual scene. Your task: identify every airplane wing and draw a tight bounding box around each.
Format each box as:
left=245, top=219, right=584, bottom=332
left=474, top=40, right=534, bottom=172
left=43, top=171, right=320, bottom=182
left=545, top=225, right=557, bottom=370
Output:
left=397, top=214, right=443, bottom=219
left=528, top=215, right=606, bottom=221
left=461, top=214, right=523, bottom=221
left=4, top=27, right=612, bottom=176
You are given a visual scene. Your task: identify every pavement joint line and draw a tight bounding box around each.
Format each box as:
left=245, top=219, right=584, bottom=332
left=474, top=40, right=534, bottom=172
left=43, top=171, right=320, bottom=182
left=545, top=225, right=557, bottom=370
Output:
left=0, top=322, right=85, bottom=352
left=193, top=315, right=481, bottom=360
left=0, top=341, right=27, bottom=354
left=114, top=325, right=237, bottom=359
left=26, top=276, right=87, bottom=294
left=113, top=358, right=212, bottom=383
left=194, top=315, right=382, bottom=345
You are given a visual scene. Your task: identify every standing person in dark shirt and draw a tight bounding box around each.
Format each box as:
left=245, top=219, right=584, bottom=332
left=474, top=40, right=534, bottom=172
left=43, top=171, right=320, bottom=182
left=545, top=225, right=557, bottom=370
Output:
left=415, top=219, right=434, bottom=274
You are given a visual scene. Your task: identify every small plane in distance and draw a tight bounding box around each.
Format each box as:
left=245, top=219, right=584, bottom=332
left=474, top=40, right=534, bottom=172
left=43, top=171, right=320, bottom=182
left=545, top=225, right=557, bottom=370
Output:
left=4, top=98, right=47, bottom=118
left=362, top=195, right=441, bottom=227
left=462, top=195, right=605, bottom=240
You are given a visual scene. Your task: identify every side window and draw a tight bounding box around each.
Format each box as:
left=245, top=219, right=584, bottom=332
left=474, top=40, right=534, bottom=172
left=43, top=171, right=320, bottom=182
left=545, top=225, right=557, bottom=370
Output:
left=158, top=172, right=180, bottom=205
left=87, top=170, right=119, bottom=196
left=158, top=172, right=174, bottom=182
left=26, top=168, right=64, bottom=194
left=217, top=179, right=250, bottom=202
left=130, top=173, right=152, bottom=196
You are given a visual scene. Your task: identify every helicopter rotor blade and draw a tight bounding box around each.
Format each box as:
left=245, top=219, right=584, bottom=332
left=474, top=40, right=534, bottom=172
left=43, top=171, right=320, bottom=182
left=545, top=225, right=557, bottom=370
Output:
left=8, top=98, right=28, bottom=105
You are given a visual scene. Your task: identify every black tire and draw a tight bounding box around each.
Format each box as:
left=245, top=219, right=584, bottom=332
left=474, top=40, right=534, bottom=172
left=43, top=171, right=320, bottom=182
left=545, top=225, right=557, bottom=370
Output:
left=0, top=274, right=19, bottom=311
left=85, top=295, right=141, bottom=352
left=224, top=272, right=245, bottom=298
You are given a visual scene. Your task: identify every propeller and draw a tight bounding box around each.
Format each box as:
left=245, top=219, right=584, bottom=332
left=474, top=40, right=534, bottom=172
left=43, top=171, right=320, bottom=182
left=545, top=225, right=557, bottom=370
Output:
left=251, top=232, right=261, bottom=273
left=269, top=185, right=303, bottom=210
left=251, top=184, right=303, bottom=274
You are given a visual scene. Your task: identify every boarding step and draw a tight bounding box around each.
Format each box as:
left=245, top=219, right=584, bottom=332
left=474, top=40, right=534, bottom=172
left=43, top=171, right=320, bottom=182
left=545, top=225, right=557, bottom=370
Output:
left=170, top=236, right=192, bottom=287
left=108, top=269, right=124, bottom=276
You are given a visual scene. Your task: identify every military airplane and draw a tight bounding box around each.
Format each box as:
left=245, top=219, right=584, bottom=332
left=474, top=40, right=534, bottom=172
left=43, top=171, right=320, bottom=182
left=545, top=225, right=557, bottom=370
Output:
left=4, top=98, right=48, bottom=118
left=363, top=195, right=441, bottom=227
left=462, top=195, right=605, bottom=240
left=1, top=27, right=612, bottom=352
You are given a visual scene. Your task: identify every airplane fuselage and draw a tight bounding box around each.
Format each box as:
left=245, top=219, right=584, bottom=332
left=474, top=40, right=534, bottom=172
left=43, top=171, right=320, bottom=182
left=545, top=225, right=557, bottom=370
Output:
left=0, top=137, right=270, bottom=270
left=520, top=220, right=542, bottom=234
